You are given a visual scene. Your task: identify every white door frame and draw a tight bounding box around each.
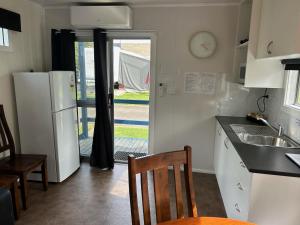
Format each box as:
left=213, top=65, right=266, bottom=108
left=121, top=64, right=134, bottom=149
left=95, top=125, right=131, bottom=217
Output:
left=107, top=31, right=157, bottom=154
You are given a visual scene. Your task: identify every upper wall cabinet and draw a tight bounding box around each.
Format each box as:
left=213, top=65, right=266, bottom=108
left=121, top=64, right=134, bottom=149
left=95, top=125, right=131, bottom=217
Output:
left=256, top=0, right=300, bottom=59
left=243, top=0, right=285, bottom=88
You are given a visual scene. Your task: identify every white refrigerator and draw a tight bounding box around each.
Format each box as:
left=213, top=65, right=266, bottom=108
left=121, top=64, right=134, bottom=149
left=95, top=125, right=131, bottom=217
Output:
left=13, top=71, right=80, bottom=182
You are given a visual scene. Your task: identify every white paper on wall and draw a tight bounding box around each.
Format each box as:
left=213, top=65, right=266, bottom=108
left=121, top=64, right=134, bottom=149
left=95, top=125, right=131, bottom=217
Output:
left=184, top=72, right=217, bottom=95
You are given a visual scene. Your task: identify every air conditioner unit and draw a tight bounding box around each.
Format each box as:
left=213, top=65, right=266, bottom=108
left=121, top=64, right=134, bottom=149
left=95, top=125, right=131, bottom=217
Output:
left=70, top=6, right=132, bottom=29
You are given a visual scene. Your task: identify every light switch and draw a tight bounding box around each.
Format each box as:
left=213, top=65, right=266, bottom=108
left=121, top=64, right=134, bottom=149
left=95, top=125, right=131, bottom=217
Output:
left=158, top=83, right=165, bottom=97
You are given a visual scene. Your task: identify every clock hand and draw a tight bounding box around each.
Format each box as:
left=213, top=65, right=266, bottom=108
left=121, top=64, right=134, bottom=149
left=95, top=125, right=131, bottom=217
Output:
left=201, top=43, right=209, bottom=50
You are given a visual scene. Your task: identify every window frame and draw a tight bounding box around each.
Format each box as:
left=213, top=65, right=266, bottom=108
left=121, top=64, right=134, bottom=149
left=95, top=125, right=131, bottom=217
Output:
left=296, top=75, right=300, bottom=106
left=0, top=27, right=12, bottom=52
left=284, top=70, right=300, bottom=112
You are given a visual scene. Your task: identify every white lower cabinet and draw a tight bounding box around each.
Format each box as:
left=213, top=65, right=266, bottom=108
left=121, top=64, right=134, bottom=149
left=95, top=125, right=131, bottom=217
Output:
left=214, top=125, right=252, bottom=221
left=214, top=121, right=300, bottom=225
left=226, top=140, right=251, bottom=221
left=214, top=122, right=226, bottom=186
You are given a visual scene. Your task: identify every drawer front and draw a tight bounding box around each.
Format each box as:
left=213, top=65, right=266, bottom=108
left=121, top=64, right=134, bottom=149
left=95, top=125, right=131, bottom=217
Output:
left=231, top=146, right=252, bottom=194
left=225, top=138, right=252, bottom=221
left=214, top=121, right=226, bottom=184
left=229, top=200, right=249, bottom=221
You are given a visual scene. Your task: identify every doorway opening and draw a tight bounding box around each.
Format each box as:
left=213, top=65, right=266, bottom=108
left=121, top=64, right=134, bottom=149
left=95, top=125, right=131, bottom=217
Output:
left=75, top=34, right=155, bottom=163
left=111, top=39, right=151, bottom=162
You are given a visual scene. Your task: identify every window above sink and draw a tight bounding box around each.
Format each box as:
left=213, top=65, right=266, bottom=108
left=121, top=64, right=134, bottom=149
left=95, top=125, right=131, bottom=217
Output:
left=284, top=70, right=300, bottom=112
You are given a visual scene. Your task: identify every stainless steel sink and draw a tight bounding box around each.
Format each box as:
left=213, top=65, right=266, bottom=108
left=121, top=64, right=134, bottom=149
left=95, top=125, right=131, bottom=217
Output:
left=236, top=133, right=298, bottom=148
left=230, top=124, right=300, bottom=149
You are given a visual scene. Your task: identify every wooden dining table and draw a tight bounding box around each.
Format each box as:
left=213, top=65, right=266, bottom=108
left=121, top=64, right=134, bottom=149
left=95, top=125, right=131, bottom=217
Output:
left=157, top=217, right=255, bottom=225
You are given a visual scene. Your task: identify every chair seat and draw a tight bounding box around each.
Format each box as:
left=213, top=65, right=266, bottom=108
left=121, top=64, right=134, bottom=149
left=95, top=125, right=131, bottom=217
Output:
left=0, top=154, right=46, bottom=173
left=157, top=217, right=256, bottom=225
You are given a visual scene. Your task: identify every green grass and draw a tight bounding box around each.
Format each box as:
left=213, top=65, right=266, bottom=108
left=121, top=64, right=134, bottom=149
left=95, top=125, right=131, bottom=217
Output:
left=79, top=124, right=148, bottom=139
left=114, top=91, right=149, bottom=101
left=78, top=91, right=149, bottom=101
left=78, top=124, right=94, bottom=134
left=115, top=125, right=148, bottom=139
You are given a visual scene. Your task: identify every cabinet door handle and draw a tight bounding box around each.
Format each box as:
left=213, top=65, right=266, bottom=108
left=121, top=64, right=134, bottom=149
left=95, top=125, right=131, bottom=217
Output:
left=267, top=41, right=273, bottom=55
left=224, top=138, right=229, bottom=149
left=237, top=182, right=244, bottom=191
left=240, top=161, right=246, bottom=168
left=217, top=128, right=221, bottom=136
left=235, top=203, right=241, bottom=213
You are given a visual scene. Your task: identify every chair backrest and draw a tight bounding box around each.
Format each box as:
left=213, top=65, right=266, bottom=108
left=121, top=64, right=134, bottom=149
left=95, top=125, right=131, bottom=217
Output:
left=128, top=146, right=198, bottom=225
left=0, top=105, right=15, bottom=157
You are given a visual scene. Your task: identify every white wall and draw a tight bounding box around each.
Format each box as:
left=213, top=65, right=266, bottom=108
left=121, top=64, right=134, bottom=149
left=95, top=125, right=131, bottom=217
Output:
left=0, top=0, right=45, bottom=152
left=44, top=4, right=238, bottom=172
left=134, top=6, right=238, bottom=173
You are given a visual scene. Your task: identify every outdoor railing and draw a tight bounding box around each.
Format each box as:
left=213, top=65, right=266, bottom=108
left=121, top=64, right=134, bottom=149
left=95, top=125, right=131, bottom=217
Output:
left=77, top=99, right=149, bottom=140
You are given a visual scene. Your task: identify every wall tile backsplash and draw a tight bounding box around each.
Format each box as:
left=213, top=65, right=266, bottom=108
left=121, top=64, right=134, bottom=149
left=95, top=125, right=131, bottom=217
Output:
left=267, top=88, right=300, bottom=143
left=217, top=82, right=265, bottom=117
left=216, top=81, right=300, bottom=143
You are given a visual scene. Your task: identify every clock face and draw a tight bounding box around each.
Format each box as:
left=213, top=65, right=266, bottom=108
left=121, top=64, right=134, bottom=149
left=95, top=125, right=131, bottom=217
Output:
left=189, top=31, right=217, bottom=58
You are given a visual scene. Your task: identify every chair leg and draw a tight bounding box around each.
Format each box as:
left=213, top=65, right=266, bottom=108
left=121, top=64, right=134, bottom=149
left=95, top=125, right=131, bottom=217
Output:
left=10, top=180, right=20, bottom=220
left=41, top=160, right=48, bottom=191
left=19, top=173, right=29, bottom=210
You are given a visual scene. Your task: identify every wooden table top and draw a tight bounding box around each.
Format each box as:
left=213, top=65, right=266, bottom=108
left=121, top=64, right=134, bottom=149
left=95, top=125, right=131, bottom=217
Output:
left=157, top=217, right=256, bottom=225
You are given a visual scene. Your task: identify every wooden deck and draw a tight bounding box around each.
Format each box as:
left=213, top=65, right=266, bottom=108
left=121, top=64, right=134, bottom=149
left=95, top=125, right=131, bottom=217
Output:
left=80, top=137, right=148, bottom=158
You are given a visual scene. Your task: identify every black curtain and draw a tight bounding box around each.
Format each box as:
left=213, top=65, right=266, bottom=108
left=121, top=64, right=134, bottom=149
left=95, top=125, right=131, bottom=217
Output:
left=51, top=29, right=76, bottom=71
left=90, top=29, right=114, bottom=169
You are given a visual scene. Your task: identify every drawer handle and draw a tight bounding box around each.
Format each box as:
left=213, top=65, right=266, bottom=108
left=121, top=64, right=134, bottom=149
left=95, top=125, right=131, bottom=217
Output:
left=237, top=182, right=244, bottom=191
left=224, top=138, right=229, bottom=149
left=240, top=161, right=246, bottom=168
left=235, top=203, right=241, bottom=213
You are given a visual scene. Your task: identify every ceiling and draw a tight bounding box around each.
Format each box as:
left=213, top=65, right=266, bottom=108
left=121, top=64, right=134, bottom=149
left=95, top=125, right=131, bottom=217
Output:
left=30, top=0, right=241, bottom=7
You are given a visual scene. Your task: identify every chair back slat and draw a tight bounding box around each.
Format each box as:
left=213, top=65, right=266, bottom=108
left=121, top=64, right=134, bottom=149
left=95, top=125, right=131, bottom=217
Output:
left=141, top=172, right=151, bottom=225
left=184, top=147, right=198, bottom=217
left=0, top=120, right=8, bottom=147
left=0, top=105, right=15, bottom=156
left=173, top=164, right=184, bottom=219
left=128, top=156, right=140, bottom=225
left=153, top=167, right=171, bottom=223
left=128, top=146, right=197, bottom=225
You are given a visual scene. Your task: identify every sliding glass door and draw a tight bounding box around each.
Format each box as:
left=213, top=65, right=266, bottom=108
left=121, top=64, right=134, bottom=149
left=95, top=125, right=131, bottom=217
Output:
left=75, top=41, right=96, bottom=157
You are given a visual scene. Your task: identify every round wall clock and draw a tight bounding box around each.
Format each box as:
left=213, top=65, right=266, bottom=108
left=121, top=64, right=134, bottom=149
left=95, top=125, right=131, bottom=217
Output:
left=189, top=31, right=217, bottom=58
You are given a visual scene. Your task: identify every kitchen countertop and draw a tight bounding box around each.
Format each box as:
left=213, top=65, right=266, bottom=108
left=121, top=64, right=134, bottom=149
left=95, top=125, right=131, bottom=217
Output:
left=216, top=116, right=300, bottom=178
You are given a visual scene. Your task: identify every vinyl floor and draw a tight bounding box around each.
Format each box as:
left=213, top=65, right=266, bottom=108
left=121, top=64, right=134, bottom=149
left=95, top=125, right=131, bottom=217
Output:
left=16, top=163, right=226, bottom=225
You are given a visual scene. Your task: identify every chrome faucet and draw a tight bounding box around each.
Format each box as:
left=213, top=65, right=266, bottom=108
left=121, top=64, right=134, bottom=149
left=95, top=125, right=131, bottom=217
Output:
left=258, top=117, right=284, bottom=137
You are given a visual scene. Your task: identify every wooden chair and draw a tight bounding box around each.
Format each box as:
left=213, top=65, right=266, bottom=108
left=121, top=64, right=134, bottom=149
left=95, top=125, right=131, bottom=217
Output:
left=128, top=146, right=198, bottom=225
left=128, top=146, right=256, bottom=225
left=0, top=104, right=48, bottom=210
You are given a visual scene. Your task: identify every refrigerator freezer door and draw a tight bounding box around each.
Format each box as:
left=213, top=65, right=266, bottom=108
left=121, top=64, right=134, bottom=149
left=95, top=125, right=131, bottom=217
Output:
left=50, top=71, right=76, bottom=112
left=53, top=108, right=80, bottom=182
left=13, top=72, right=59, bottom=182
